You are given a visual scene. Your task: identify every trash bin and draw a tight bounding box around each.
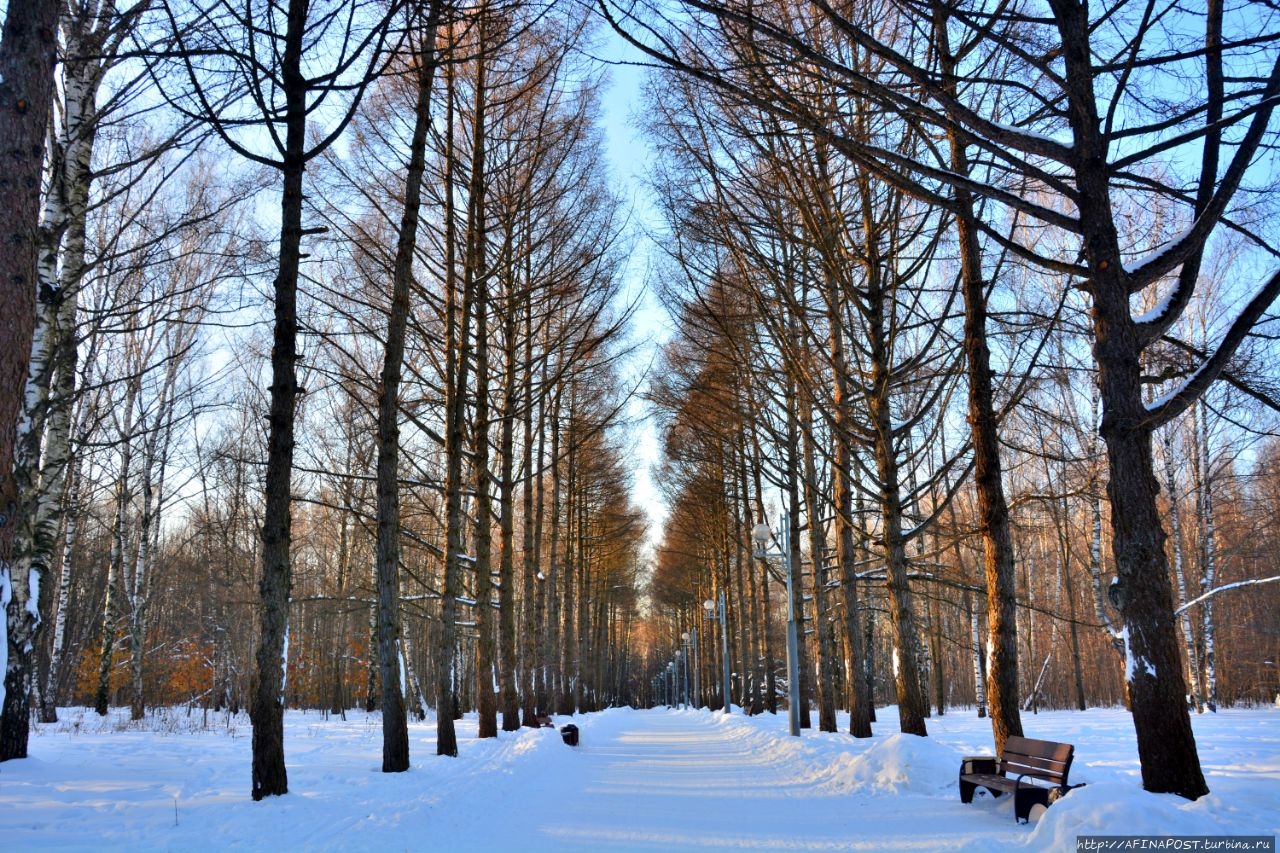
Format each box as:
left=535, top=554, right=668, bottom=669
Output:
left=559, top=724, right=579, bottom=747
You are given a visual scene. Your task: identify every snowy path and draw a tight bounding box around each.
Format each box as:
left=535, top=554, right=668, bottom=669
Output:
left=522, top=711, right=863, bottom=850
left=2, top=705, right=1277, bottom=852
left=468, top=709, right=1012, bottom=851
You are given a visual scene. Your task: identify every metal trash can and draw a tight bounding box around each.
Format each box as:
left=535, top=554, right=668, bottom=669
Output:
left=559, top=724, right=579, bottom=747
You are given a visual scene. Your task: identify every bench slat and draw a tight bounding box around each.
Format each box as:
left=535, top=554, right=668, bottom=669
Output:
left=999, top=736, right=1073, bottom=785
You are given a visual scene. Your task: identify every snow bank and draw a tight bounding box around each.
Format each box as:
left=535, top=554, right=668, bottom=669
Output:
left=816, top=732, right=962, bottom=796
left=1029, top=781, right=1272, bottom=852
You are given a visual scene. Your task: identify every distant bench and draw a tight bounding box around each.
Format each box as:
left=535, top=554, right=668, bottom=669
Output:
left=534, top=714, right=554, bottom=728
left=959, top=735, right=1077, bottom=823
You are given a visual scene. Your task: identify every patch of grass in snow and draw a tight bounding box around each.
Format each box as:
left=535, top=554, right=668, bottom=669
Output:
left=38, top=706, right=247, bottom=737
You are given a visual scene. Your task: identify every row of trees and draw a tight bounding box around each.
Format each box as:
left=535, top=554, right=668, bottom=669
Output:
left=1, top=0, right=649, bottom=800
left=610, top=0, right=1280, bottom=802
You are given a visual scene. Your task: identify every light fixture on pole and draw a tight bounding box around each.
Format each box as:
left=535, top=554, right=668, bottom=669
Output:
left=675, top=649, right=685, bottom=708
left=702, top=593, right=731, bottom=713
left=753, top=518, right=801, bottom=737
left=682, top=630, right=700, bottom=708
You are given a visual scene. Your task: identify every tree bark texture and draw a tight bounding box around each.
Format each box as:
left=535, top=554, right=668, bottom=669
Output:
left=0, top=0, right=60, bottom=763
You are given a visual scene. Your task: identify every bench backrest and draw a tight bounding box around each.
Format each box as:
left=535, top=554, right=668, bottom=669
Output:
left=999, top=736, right=1073, bottom=786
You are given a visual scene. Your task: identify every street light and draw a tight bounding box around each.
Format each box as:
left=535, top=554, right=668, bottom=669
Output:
left=675, top=649, right=685, bottom=708
left=702, top=593, right=731, bottom=714
left=753, top=517, right=801, bottom=737
left=682, top=629, right=700, bottom=709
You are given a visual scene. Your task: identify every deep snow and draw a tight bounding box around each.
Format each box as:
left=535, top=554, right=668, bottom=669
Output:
left=0, top=704, right=1275, bottom=851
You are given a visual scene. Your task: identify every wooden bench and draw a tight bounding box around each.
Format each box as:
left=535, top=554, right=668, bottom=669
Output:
left=959, top=735, right=1076, bottom=823
left=533, top=714, right=554, bottom=729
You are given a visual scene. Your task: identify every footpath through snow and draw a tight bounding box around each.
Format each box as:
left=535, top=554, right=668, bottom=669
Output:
left=0, top=705, right=1276, bottom=851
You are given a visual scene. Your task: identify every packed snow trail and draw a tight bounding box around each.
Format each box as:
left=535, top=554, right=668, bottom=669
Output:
left=529, top=710, right=860, bottom=849
left=465, top=708, right=1016, bottom=852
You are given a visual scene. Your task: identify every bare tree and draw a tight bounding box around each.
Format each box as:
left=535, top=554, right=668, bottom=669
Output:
left=160, top=0, right=398, bottom=798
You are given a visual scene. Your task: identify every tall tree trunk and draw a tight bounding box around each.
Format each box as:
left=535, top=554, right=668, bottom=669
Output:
left=40, top=453, right=82, bottom=722
left=728, top=473, right=749, bottom=708
left=541, top=393, right=561, bottom=715
left=95, top=501, right=124, bottom=717
left=965, top=591, right=986, bottom=717
left=249, top=0, right=311, bottom=799
left=373, top=4, right=442, bottom=772
left=525, top=355, right=547, bottom=722
left=932, top=1, right=1022, bottom=750
left=747, top=433, right=777, bottom=715
left=1052, top=0, right=1208, bottom=796
left=128, top=412, right=168, bottom=721
left=861, top=198, right=927, bottom=735
left=1165, top=426, right=1201, bottom=712
left=15, top=11, right=109, bottom=724
left=472, top=203, right=498, bottom=739
left=0, top=0, right=61, bottom=764
left=1195, top=402, right=1218, bottom=712
left=928, top=589, right=945, bottom=715
left=97, top=380, right=139, bottom=717
left=437, top=51, right=474, bottom=757
left=558, top=411, right=577, bottom=715
left=736, top=448, right=763, bottom=714
left=496, top=251, right=521, bottom=731
left=1060, top=491, right=1088, bottom=713
left=464, top=10, right=498, bottom=738
left=800, top=403, right=837, bottom=732
left=783, top=388, right=810, bottom=730
left=824, top=272, right=871, bottom=737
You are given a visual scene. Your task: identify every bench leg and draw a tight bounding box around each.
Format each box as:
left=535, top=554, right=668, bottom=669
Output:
left=1014, top=787, right=1050, bottom=824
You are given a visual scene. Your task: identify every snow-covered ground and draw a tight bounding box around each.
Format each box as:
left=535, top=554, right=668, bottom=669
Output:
left=1, top=704, right=1276, bottom=851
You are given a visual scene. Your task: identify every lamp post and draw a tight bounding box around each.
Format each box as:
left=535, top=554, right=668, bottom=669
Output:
left=675, top=649, right=685, bottom=708
left=753, top=518, right=800, bottom=737
left=682, top=630, right=700, bottom=708
left=702, top=593, right=731, bottom=713
left=666, top=661, right=675, bottom=707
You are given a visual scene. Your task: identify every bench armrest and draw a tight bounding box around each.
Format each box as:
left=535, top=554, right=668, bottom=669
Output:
left=961, top=756, right=999, bottom=775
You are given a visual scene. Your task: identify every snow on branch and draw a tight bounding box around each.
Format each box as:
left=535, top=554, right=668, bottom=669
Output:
left=1143, top=268, right=1280, bottom=430
left=1175, top=576, right=1280, bottom=615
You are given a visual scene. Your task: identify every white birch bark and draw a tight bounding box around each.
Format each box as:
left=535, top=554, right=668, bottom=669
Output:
left=1086, top=386, right=1124, bottom=653
left=13, top=0, right=139, bottom=726
left=967, top=591, right=986, bottom=717
left=1196, top=401, right=1218, bottom=712
left=1165, top=425, right=1202, bottom=711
